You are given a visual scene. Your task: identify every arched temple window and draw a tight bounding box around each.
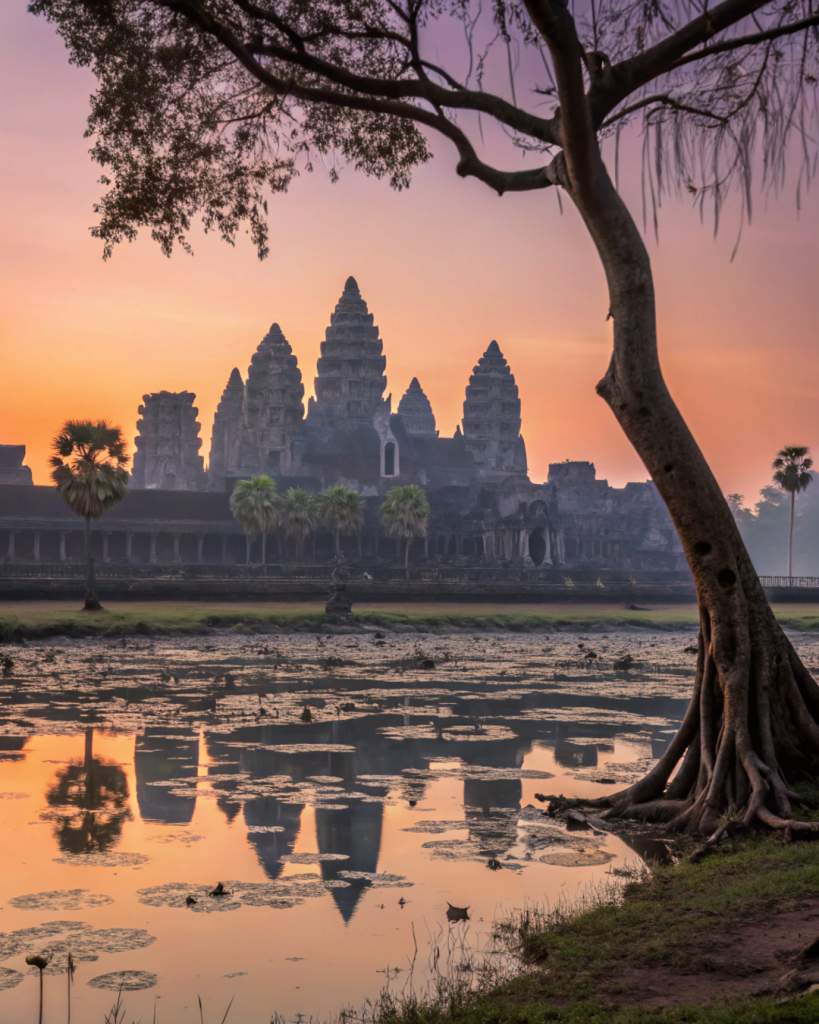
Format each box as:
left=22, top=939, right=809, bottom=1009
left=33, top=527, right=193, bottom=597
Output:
left=384, top=442, right=396, bottom=477
left=529, top=528, right=547, bottom=567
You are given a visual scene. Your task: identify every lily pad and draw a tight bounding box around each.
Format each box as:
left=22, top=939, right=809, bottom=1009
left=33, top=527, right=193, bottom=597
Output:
left=0, top=968, right=24, bottom=990
left=538, top=849, right=616, bottom=867
left=53, top=852, right=150, bottom=869
left=9, top=890, right=114, bottom=912
left=88, top=970, right=158, bottom=991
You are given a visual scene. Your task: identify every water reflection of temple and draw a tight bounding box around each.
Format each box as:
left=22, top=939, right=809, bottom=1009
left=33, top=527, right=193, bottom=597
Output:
left=121, top=680, right=687, bottom=921
left=244, top=797, right=303, bottom=878
left=135, top=728, right=199, bottom=824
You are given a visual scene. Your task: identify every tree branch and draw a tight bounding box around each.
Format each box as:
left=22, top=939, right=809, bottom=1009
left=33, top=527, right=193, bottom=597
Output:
left=590, top=0, right=772, bottom=126
left=671, top=12, right=819, bottom=70
left=601, top=93, right=729, bottom=129
left=162, top=0, right=554, bottom=195
left=163, top=0, right=559, bottom=145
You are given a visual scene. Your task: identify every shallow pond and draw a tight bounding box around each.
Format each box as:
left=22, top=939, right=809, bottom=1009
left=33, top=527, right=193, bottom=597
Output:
left=2, top=628, right=817, bottom=1022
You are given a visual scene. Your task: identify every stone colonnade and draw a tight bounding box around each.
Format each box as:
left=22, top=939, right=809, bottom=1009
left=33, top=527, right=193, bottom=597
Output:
left=0, top=522, right=609, bottom=568
left=0, top=525, right=248, bottom=566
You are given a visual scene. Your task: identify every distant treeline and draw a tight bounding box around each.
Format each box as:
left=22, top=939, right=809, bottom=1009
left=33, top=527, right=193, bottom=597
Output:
left=732, top=472, right=819, bottom=577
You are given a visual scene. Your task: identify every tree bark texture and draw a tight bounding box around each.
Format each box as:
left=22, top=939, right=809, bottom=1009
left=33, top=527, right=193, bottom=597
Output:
left=529, top=0, right=819, bottom=834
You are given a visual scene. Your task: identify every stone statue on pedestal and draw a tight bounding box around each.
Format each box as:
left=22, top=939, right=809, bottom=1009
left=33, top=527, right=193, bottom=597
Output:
left=325, top=553, right=353, bottom=617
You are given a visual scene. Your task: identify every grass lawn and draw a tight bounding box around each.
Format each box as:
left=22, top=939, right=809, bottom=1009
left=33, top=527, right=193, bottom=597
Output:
left=2, top=600, right=819, bottom=640
left=367, top=829, right=819, bottom=1024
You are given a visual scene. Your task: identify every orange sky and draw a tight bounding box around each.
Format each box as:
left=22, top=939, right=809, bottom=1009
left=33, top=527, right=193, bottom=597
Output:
left=2, top=5, right=818, bottom=503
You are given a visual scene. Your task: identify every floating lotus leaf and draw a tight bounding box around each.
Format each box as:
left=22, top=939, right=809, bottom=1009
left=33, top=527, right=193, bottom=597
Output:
left=0, top=967, right=24, bottom=989
left=279, top=853, right=349, bottom=864
left=9, top=889, right=114, bottom=911
left=1, top=922, right=155, bottom=972
left=402, top=820, right=469, bottom=834
left=88, top=970, right=158, bottom=991
left=538, top=849, right=616, bottom=866
left=335, top=871, right=413, bottom=887
left=53, top=852, right=150, bottom=868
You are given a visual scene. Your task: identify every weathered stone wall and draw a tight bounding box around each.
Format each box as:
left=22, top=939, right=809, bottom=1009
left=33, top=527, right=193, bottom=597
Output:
left=131, top=392, right=207, bottom=491
left=208, top=368, right=244, bottom=492
left=0, top=446, right=33, bottom=486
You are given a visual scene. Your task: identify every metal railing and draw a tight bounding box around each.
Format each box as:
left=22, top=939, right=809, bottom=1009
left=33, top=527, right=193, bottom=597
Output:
left=760, top=576, right=819, bottom=588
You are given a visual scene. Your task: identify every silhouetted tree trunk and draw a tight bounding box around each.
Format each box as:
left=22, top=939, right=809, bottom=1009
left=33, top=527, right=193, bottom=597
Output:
left=83, top=516, right=101, bottom=611
left=788, top=491, right=795, bottom=579
left=534, top=0, right=819, bottom=835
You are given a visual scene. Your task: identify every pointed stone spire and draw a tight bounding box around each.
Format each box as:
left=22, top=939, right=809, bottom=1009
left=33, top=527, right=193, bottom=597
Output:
left=238, top=322, right=305, bottom=476
left=208, top=368, right=245, bottom=491
left=311, top=276, right=387, bottom=423
left=462, top=341, right=524, bottom=475
left=397, top=378, right=438, bottom=438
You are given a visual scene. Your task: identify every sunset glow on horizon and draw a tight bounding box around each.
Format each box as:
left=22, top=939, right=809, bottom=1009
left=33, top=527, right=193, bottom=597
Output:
left=2, top=4, right=819, bottom=504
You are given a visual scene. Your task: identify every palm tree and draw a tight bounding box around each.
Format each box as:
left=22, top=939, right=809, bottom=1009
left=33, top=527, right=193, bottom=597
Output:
left=229, top=476, right=281, bottom=567
left=50, top=420, right=129, bottom=611
left=772, top=446, right=813, bottom=578
left=281, top=487, right=318, bottom=562
left=380, top=485, right=430, bottom=579
left=43, top=728, right=131, bottom=854
left=318, top=485, right=365, bottom=557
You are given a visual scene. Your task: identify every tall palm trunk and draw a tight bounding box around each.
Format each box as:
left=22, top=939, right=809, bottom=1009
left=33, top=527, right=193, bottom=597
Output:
left=404, top=537, right=410, bottom=581
left=533, top=2, right=819, bottom=834
left=334, top=528, right=340, bottom=557
left=83, top=515, right=101, bottom=611
left=788, top=490, right=795, bottom=579
left=245, top=535, right=251, bottom=565
left=262, top=531, right=267, bottom=576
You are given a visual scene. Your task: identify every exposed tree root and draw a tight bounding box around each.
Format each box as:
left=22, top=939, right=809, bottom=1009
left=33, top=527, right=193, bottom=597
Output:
left=545, top=570, right=819, bottom=837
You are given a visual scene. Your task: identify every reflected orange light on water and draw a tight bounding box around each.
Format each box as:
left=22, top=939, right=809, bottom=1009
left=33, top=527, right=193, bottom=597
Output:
left=0, top=725, right=647, bottom=1023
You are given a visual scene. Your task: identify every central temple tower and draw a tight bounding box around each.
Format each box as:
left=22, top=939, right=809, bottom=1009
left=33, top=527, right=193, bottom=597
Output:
left=308, top=276, right=387, bottom=425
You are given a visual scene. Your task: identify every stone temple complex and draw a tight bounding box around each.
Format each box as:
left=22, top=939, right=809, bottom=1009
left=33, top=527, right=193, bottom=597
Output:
left=0, top=277, right=684, bottom=572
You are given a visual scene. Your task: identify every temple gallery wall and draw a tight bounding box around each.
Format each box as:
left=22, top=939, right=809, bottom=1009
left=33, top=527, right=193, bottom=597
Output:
left=0, top=277, right=683, bottom=572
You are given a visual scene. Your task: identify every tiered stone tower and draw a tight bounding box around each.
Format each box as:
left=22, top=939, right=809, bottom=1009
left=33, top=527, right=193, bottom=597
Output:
left=237, top=323, right=305, bottom=476
left=462, top=341, right=527, bottom=476
left=397, top=378, right=438, bottom=438
left=309, top=276, right=387, bottom=424
left=208, top=367, right=244, bottom=491
left=132, top=391, right=207, bottom=490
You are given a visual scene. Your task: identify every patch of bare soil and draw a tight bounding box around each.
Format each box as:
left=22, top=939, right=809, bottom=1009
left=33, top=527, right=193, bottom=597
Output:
left=599, top=903, right=819, bottom=1006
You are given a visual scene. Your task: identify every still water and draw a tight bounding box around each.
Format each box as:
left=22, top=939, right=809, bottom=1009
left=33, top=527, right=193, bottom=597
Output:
left=3, top=627, right=810, bottom=1022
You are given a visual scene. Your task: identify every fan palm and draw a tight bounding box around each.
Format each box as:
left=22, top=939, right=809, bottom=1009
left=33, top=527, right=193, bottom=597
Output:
left=318, top=485, right=365, bottom=557
left=50, top=420, right=129, bottom=611
left=229, top=476, right=281, bottom=567
left=281, top=488, right=318, bottom=562
left=772, top=446, right=813, bottom=578
left=43, top=727, right=131, bottom=854
left=380, top=485, right=430, bottom=579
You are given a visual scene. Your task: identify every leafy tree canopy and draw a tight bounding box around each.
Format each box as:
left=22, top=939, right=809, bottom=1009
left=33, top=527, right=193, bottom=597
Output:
left=31, top=0, right=819, bottom=258
left=50, top=419, right=129, bottom=519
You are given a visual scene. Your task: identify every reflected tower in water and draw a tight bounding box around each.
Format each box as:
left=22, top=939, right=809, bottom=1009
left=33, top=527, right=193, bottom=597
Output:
left=135, top=728, right=199, bottom=824
left=316, top=800, right=383, bottom=923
